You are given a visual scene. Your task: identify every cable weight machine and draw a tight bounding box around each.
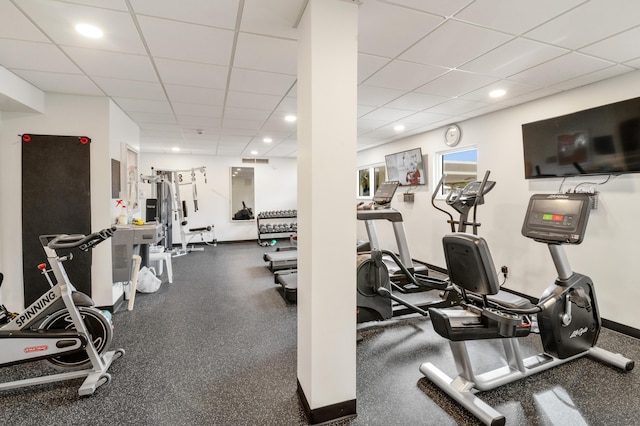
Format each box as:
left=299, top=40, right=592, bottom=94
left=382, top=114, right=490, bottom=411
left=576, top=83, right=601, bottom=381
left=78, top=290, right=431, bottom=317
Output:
left=142, top=166, right=216, bottom=256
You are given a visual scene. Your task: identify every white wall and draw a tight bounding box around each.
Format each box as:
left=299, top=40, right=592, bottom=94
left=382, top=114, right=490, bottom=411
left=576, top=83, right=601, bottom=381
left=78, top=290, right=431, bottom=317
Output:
left=357, top=70, right=640, bottom=329
left=0, top=94, right=138, bottom=311
left=139, top=153, right=297, bottom=242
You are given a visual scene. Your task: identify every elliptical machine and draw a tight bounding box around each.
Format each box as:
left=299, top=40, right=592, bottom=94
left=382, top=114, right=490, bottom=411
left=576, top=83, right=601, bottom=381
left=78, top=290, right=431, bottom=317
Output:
left=420, top=193, right=634, bottom=425
left=356, top=171, right=496, bottom=323
left=0, top=228, right=125, bottom=396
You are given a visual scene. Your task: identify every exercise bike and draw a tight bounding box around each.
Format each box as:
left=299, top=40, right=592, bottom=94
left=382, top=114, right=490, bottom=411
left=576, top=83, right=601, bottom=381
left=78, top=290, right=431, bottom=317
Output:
left=356, top=171, right=496, bottom=323
left=420, top=193, right=634, bottom=425
left=0, top=227, right=125, bottom=396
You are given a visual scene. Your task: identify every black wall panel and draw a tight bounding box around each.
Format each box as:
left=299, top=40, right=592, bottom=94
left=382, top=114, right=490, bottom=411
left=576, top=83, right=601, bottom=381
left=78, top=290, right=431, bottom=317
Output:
left=21, top=134, right=92, bottom=306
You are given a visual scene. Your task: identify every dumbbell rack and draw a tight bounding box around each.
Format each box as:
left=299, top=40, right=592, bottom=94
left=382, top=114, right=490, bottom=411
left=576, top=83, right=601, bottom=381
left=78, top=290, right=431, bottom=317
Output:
left=257, top=210, right=297, bottom=245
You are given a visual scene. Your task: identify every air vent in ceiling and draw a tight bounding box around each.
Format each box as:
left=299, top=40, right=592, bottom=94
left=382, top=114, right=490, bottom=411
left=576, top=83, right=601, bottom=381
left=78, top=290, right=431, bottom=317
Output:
left=242, top=158, right=269, bottom=164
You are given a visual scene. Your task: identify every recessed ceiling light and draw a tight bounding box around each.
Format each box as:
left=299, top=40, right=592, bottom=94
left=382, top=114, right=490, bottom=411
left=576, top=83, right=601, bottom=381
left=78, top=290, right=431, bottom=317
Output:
left=490, top=89, right=506, bottom=98
left=251, top=150, right=258, bottom=155
left=394, top=124, right=405, bottom=131
left=263, top=137, right=273, bottom=143
left=171, top=147, right=180, bottom=152
left=285, top=115, right=297, bottom=122
left=75, top=23, right=103, bottom=39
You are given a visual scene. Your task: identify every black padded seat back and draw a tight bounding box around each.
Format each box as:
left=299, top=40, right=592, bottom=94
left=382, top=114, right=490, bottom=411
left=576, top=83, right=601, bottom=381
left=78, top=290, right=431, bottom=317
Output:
left=443, top=233, right=500, bottom=296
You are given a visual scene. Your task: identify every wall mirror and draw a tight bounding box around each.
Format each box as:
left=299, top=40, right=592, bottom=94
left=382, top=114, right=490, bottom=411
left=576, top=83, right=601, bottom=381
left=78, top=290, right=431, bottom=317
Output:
left=436, top=147, right=477, bottom=196
left=230, top=167, right=255, bottom=221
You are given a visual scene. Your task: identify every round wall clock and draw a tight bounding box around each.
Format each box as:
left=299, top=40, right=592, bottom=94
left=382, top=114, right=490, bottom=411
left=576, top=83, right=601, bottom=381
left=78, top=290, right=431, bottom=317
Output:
left=444, top=124, right=461, bottom=147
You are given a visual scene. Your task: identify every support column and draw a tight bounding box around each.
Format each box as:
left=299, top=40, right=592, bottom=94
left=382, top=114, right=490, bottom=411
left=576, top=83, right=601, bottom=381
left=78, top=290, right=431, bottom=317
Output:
left=296, top=0, right=358, bottom=424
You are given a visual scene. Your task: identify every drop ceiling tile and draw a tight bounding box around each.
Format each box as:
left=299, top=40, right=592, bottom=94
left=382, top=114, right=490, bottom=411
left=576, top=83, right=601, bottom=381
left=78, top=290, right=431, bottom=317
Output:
left=384, top=92, right=448, bottom=111
left=459, top=79, right=539, bottom=103
left=358, top=54, right=390, bottom=83
left=400, top=111, right=450, bottom=125
left=0, top=39, right=80, bottom=73
left=224, top=106, right=271, bottom=121
left=155, top=58, right=228, bottom=89
left=454, top=0, right=584, bottom=35
left=625, top=58, right=640, bottom=69
left=525, top=0, right=640, bottom=50
left=464, top=103, right=510, bottom=118
left=128, top=111, right=176, bottom=124
left=425, top=98, right=487, bottom=115
left=364, top=60, right=447, bottom=91
left=220, top=126, right=258, bottom=136
left=137, top=15, right=234, bottom=65
left=129, top=0, right=239, bottom=28
left=62, top=46, right=157, bottom=81
left=94, top=76, right=166, bottom=100
left=172, top=103, right=223, bottom=117
left=60, top=0, right=128, bottom=11
left=112, top=97, right=172, bottom=114
left=11, top=69, right=102, bottom=95
left=240, top=0, right=303, bottom=39
left=0, top=2, right=49, bottom=42
left=580, top=26, right=640, bottom=64
left=15, top=0, right=146, bottom=54
left=274, top=97, right=297, bottom=115
left=416, top=70, right=498, bottom=97
left=165, top=84, right=225, bottom=105
left=226, top=91, right=282, bottom=110
left=381, top=0, right=472, bottom=17
left=498, top=87, right=561, bottom=107
left=550, top=64, right=635, bottom=91
left=228, top=68, right=296, bottom=96
left=260, top=116, right=297, bottom=133
left=400, top=20, right=513, bottom=68
left=358, top=0, right=443, bottom=57
left=358, top=85, right=405, bottom=107
left=358, top=118, right=388, bottom=134
left=139, top=123, right=183, bottom=136
left=177, top=115, right=222, bottom=127
left=509, top=52, right=614, bottom=87
left=264, top=143, right=297, bottom=158
left=219, top=136, right=252, bottom=145
left=234, top=33, right=296, bottom=75
left=459, top=38, right=569, bottom=78
left=361, top=107, right=414, bottom=122
left=358, top=105, right=376, bottom=117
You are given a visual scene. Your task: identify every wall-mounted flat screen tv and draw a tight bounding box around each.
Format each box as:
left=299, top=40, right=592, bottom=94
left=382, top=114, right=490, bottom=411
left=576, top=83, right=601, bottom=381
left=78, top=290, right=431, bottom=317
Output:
left=385, top=147, right=426, bottom=186
left=522, top=96, right=640, bottom=179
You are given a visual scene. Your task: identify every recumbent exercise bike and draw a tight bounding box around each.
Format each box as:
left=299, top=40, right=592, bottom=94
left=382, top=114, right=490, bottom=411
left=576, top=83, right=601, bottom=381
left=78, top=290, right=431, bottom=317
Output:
left=0, top=227, right=124, bottom=396
left=420, top=193, right=634, bottom=426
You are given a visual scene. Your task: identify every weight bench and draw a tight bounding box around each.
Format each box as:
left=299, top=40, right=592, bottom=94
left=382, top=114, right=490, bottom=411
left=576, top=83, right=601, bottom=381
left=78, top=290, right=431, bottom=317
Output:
left=274, top=270, right=297, bottom=303
left=263, top=247, right=297, bottom=272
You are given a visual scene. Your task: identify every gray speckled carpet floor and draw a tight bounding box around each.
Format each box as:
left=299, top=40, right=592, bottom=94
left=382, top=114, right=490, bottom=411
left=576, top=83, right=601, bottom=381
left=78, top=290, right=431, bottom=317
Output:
left=1, top=242, right=639, bottom=425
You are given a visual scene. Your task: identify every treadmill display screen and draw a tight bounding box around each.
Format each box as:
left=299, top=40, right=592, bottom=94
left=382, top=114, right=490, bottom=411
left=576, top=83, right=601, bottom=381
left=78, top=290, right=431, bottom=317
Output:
left=373, top=181, right=400, bottom=205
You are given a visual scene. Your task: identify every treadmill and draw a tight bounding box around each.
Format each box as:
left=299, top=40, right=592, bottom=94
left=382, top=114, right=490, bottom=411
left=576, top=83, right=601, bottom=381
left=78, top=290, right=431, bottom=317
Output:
left=357, top=181, right=429, bottom=281
left=274, top=181, right=427, bottom=304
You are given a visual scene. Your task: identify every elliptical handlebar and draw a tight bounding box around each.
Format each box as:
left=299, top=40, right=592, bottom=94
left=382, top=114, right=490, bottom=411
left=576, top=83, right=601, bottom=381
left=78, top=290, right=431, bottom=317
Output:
left=43, top=227, right=117, bottom=252
left=431, top=174, right=456, bottom=232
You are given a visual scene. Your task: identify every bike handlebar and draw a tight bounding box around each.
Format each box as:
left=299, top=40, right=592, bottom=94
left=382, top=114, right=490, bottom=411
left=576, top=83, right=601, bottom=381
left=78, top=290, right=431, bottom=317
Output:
left=44, top=227, right=116, bottom=251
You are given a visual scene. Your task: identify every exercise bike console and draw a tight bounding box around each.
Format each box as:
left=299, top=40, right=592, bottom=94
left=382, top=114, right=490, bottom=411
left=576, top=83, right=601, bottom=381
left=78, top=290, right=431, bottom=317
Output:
left=521, top=193, right=591, bottom=244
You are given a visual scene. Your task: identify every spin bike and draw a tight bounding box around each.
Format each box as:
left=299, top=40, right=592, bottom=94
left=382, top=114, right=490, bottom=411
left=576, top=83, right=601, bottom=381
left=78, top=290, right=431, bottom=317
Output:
left=420, top=193, right=634, bottom=426
left=0, top=227, right=125, bottom=396
left=356, top=171, right=496, bottom=323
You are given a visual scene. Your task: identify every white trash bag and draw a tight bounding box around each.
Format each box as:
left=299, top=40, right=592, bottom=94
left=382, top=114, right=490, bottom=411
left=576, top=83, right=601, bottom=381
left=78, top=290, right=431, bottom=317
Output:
left=136, top=266, right=162, bottom=293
